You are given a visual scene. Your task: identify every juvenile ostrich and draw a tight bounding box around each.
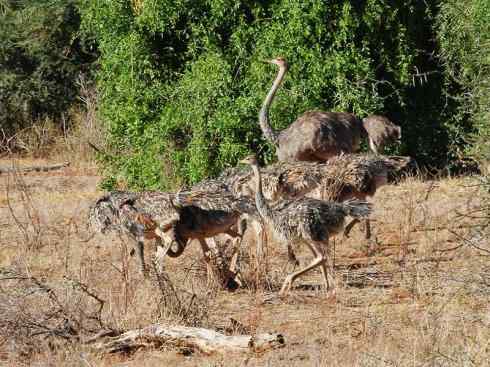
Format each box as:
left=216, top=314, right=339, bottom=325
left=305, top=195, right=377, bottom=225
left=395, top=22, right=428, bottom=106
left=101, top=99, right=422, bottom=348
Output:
left=240, top=154, right=372, bottom=296
left=88, top=187, right=256, bottom=288
left=171, top=178, right=262, bottom=284
left=222, top=154, right=414, bottom=244
left=259, top=57, right=402, bottom=162
left=88, top=191, right=183, bottom=276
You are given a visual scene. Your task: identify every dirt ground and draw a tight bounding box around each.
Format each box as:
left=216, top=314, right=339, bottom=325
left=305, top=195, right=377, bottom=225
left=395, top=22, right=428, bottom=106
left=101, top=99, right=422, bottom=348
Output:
left=0, top=158, right=489, bottom=366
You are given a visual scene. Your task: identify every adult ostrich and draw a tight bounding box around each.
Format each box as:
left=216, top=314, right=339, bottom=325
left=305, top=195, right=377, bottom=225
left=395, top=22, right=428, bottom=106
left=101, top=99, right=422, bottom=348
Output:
left=259, top=57, right=402, bottom=162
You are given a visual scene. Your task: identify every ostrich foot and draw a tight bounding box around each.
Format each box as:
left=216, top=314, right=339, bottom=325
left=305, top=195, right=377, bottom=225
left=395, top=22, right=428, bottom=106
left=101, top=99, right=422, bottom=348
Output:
left=261, top=292, right=290, bottom=304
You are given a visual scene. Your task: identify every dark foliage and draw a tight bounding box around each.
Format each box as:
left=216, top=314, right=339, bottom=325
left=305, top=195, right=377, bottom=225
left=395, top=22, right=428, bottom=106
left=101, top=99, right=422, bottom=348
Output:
left=0, top=0, right=97, bottom=139
left=80, top=0, right=474, bottom=189
left=437, top=0, right=490, bottom=169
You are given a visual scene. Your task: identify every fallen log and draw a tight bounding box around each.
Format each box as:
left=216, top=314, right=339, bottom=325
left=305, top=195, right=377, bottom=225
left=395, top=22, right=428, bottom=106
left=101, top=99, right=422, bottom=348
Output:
left=0, top=161, right=70, bottom=175
left=92, top=324, right=285, bottom=355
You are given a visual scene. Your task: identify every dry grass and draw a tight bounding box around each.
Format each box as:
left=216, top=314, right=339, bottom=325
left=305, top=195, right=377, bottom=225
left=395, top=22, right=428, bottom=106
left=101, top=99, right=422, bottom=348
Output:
left=0, top=163, right=489, bottom=366
left=0, top=76, right=105, bottom=170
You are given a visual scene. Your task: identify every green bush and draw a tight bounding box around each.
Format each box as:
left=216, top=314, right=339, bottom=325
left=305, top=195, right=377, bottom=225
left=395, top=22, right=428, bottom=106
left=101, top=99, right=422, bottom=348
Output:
left=80, top=0, right=469, bottom=189
left=437, top=0, right=490, bottom=168
left=0, top=0, right=96, bottom=140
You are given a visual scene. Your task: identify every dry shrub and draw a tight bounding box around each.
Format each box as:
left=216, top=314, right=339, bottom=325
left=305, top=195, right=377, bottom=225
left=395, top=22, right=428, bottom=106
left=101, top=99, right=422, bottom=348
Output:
left=0, top=266, right=107, bottom=359
left=0, top=171, right=108, bottom=361
left=0, top=75, right=105, bottom=166
left=3, top=119, right=59, bottom=158
left=3, top=168, right=44, bottom=251
left=0, top=171, right=217, bottom=363
left=149, top=262, right=214, bottom=328
left=50, top=75, right=107, bottom=164
left=231, top=223, right=292, bottom=293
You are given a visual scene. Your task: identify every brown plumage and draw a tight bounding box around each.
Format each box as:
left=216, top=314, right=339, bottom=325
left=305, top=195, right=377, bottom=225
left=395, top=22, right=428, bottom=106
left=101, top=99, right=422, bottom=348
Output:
left=240, top=154, right=372, bottom=296
left=88, top=191, right=183, bottom=276
left=88, top=186, right=256, bottom=288
left=259, top=57, right=401, bottom=161
left=174, top=177, right=263, bottom=285
left=222, top=154, right=413, bottom=256
left=222, top=153, right=413, bottom=202
left=177, top=178, right=257, bottom=216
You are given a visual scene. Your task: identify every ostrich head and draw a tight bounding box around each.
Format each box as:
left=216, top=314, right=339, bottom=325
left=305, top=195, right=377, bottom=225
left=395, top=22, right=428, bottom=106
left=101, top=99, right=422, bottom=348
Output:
left=156, top=224, right=186, bottom=258
left=362, top=115, right=402, bottom=154
left=239, top=154, right=259, bottom=166
left=266, top=57, right=288, bottom=69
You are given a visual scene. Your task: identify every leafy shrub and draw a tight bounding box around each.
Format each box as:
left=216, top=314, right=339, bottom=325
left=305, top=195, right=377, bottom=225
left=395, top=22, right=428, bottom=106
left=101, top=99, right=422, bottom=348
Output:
left=437, top=0, right=490, bottom=169
left=80, top=0, right=470, bottom=189
left=0, top=0, right=96, bottom=143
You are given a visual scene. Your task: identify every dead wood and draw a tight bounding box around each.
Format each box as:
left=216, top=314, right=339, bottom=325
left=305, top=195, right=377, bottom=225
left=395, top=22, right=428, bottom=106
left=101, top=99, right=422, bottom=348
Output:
left=0, top=161, right=70, bottom=175
left=92, top=324, right=285, bottom=355
left=411, top=223, right=485, bottom=232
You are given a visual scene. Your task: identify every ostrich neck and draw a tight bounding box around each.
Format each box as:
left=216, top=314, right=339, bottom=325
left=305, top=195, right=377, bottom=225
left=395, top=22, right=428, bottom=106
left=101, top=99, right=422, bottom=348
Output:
left=360, top=117, right=369, bottom=138
left=251, top=164, right=275, bottom=222
left=259, top=65, right=287, bottom=145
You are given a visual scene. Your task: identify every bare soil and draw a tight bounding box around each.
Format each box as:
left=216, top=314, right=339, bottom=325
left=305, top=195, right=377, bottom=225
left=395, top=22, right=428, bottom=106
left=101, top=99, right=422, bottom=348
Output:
left=0, top=158, right=489, bottom=366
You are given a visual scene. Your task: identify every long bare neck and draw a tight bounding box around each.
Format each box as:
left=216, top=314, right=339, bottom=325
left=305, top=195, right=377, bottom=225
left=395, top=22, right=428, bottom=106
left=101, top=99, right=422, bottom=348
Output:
left=360, top=117, right=370, bottom=138
left=258, top=64, right=288, bottom=145
left=251, top=164, right=274, bottom=221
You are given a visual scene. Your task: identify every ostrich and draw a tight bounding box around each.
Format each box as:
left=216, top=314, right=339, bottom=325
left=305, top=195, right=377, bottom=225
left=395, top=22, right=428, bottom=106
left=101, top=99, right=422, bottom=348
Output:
left=88, top=187, right=257, bottom=288
left=221, top=154, right=414, bottom=245
left=170, top=178, right=262, bottom=284
left=259, top=57, right=402, bottom=162
left=88, top=191, right=184, bottom=276
left=239, top=154, right=372, bottom=296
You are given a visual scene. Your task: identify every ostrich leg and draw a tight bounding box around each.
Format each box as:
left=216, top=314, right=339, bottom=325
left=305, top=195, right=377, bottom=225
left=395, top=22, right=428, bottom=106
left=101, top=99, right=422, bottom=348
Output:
left=322, top=242, right=336, bottom=297
left=196, top=239, right=214, bottom=284
left=135, top=238, right=147, bottom=277
left=343, top=218, right=360, bottom=238
left=153, top=237, right=181, bottom=274
left=252, top=220, right=266, bottom=276
left=279, top=241, right=327, bottom=295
